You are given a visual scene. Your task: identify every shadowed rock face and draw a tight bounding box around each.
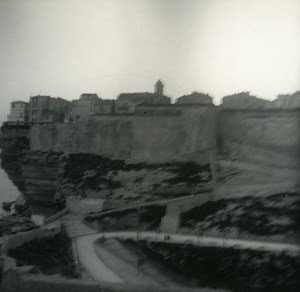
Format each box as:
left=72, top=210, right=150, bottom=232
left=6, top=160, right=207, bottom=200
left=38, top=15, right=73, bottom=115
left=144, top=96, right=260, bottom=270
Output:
left=0, top=131, right=64, bottom=210
left=0, top=133, right=212, bottom=212
left=20, top=151, right=64, bottom=206
left=0, top=136, right=29, bottom=194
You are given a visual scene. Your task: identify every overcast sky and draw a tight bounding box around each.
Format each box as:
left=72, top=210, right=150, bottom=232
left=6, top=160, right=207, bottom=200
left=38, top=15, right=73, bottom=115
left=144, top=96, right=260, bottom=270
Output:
left=0, top=0, right=299, bottom=123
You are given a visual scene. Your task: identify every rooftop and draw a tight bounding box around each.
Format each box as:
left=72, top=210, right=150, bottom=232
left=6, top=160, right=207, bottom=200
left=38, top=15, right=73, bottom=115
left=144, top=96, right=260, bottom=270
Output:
left=11, top=101, right=28, bottom=104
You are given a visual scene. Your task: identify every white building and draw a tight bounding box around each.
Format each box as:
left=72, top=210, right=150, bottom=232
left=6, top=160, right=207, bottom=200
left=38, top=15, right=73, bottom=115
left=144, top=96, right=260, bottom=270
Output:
left=7, top=101, right=28, bottom=122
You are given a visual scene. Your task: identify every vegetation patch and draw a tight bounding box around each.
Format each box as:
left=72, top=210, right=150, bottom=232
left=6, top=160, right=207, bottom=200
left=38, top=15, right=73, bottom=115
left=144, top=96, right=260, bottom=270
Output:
left=123, top=239, right=300, bottom=291
left=8, top=230, right=78, bottom=278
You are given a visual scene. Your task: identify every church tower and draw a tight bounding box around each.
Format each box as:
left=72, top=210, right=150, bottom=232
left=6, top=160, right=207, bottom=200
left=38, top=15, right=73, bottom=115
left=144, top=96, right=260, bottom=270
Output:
left=154, top=80, right=164, bottom=95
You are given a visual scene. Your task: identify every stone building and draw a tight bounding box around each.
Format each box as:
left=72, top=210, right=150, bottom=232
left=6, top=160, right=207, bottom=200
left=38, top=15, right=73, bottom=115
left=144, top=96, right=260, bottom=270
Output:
left=65, top=94, right=115, bottom=122
left=221, top=92, right=270, bottom=109
left=7, top=101, right=28, bottom=122
left=271, top=91, right=300, bottom=109
left=176, top=92, right=213, bottom=105
left=155, top=79, right=164, bottom=95
left=115, top=80, right=171, bottom=114
left=28, top=95, right=70, bottom=123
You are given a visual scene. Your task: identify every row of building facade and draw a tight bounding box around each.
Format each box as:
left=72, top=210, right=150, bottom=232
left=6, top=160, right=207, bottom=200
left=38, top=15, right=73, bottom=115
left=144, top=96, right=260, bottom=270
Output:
left=7, top=80, right=214, bottom=123
left=7, top=80, right=300, bottom=123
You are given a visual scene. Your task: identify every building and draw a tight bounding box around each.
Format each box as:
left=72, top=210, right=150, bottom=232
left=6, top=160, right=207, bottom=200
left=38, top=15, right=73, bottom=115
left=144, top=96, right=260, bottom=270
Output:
left=221, top=92, right=270, bottom=109
left=65, top=94, right=115, bottom=122
left=7, top=101, right=28, bottom=122
left=271, top=91, right=300, bottom=109
left=155, top=80, right=164, bottom=95
left=115, top=80, right=171, bottom=114
left=176, top=92, right=213, bottom=105
left=97, top=99, right=115, bottom=114
left=28, top=95, right=70, bottom=123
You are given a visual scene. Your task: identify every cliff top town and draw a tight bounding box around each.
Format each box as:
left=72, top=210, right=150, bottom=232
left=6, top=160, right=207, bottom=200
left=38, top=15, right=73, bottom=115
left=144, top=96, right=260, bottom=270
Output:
left=1, top=81, right=300, bottom=292
left=5, top=80, right=300, bottom=125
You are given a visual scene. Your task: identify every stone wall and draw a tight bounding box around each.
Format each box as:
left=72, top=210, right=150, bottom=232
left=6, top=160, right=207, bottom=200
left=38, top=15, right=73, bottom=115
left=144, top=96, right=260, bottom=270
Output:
left=30, top=106, right=216, bottom=164
left=15, top=106, right=300, bottom=168
left=218, top=109, right=300, bottom=167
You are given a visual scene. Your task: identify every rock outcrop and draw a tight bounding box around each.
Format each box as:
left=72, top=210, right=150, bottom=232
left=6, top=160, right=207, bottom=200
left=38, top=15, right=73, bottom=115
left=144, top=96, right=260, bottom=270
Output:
left=0, top=131, right=212, bottom=211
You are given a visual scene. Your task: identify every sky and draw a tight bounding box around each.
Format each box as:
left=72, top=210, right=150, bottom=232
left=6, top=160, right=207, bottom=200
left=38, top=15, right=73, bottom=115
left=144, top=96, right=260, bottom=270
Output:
left=0, top=0, right=299, bottom=123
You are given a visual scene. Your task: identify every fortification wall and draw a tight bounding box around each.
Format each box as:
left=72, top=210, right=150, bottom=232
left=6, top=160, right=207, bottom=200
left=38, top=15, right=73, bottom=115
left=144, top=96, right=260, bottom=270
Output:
left=218, top=110, right=300, bottom=167
left=30, top=107, right=216, bottom=164
left=29, top=107, right=300, bottom=167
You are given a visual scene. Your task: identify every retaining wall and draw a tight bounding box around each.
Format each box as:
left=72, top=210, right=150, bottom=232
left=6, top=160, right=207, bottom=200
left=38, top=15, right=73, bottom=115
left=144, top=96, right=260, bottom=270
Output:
left=1, top=226, right=61, bottom=254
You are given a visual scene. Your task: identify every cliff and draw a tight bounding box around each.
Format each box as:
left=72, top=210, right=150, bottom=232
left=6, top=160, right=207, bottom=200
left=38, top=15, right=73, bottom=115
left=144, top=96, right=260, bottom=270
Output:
left=0, top=125, right=212, bottom=209
left=216, top=109, right=300, bottom=196
left=0, top=150, right=212, bottom=210
left=1, top=105, right=300, bottom=210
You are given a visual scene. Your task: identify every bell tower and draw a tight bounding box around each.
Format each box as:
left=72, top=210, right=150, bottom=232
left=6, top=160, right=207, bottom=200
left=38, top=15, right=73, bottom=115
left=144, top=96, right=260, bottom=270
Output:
left=154, top=80, right=164, bottom=95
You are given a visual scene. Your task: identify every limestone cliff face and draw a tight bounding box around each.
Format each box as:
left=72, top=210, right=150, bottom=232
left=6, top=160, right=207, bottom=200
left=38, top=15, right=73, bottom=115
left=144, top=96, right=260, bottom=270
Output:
left=1, top=133, right=212, bottom=210
left=2, top=106, right=299, bottom=210
left=217, top=109, right=300, bottom=167
left=0, top=135, right=64, bottom=209
left=20, top=151, right=64, bottom=205
left=216, top=109, right=300, bottom=189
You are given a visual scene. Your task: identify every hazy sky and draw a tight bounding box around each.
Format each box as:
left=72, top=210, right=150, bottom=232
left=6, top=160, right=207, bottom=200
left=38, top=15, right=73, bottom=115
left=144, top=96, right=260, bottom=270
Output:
left=0, top=0, right=299, bottom=123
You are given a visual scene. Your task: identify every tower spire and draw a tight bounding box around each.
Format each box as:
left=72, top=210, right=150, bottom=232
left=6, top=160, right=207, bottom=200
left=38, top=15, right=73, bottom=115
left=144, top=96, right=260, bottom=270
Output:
left=154, top=80, right=164, bottom=95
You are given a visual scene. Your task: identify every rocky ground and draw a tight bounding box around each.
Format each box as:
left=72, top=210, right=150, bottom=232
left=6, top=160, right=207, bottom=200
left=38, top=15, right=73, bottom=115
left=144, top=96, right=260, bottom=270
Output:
left=180, top=192, right=300, bottom=243
left=58, top=153, right=211, bottom=207
left=0, top=215, right=36, bottom=237
left=0, top=135, right=212, bottom=210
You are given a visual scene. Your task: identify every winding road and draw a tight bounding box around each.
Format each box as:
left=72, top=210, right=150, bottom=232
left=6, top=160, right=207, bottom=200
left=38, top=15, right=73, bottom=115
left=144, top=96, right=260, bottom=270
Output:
left=75, top=230, right=300, bottom=283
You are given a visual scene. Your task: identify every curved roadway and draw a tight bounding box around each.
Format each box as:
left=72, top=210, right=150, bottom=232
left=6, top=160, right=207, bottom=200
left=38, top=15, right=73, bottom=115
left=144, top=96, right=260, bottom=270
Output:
left=75, top=230, right=300, bottom=282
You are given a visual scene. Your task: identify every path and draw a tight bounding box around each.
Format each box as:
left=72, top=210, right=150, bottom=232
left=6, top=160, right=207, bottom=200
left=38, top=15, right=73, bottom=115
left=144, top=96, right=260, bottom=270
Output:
left=74, top=230, right=300, bottom=283
left=98, top=237, right=182, bottom=287
left=94, top=239, right=162, bottom=286
left=62, top=214, right=98, bottom=238
left=75, top=235, right=123, bottom=282
left=86, top=191, right=212, bottom=219
left=160, top=193, right=211, bottom=232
